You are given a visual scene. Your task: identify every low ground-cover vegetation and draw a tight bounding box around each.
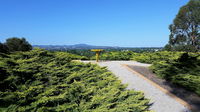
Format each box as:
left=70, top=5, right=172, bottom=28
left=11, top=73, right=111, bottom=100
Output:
left=52, top=50, right=88, bottom=60
left=0, top=48, right=151, bottom=112
left=131, top=51, right=200, bottom=96
left=150, top=53, right=200, bottom=96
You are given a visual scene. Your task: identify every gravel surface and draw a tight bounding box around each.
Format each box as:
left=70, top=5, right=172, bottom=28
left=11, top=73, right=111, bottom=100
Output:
left=128, top=65, right=200, bottom=111
left=82, top=61, right=191, bottom=112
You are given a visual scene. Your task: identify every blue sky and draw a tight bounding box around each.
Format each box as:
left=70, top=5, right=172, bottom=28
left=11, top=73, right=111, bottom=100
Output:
left=0, top=0, right=189, bottom=47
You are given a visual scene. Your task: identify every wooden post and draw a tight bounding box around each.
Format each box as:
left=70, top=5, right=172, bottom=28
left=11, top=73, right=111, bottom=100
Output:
left=91, top=49, right=103, bottom=62
left=96, top=51, right=99, bottom=62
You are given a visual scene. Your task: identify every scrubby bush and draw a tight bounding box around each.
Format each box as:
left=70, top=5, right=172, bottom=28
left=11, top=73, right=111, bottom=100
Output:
left=171, top=74, right=200, bottom=95
left=91, top=51, right=136, bottom=60
left=0, top=49, right=151, bottom=112
left=150, top=53, right=200, bottom=95
left=131, top=51, right=183, bottom=64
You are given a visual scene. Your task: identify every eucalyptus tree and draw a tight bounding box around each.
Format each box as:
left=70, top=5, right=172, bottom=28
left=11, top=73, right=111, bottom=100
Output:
left=167, top=0, right=200, bottom=52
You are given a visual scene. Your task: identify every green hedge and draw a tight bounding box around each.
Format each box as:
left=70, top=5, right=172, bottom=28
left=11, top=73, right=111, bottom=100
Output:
left=0, top=49, right=151, bottom=112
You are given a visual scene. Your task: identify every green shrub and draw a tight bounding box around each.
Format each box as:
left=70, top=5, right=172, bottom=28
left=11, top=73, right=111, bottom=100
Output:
left=171, top=74, right=200, bottom=95
left=91, top=51, right=136, bottom=60
left=132, top=51, right=183, bottom=64
left=0, top=49, right=151, bottom=112
left=150, top=53, right=200, bottom=95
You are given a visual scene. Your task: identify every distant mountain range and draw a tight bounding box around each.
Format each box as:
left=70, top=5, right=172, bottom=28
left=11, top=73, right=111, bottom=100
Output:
left=33, top=44, right=120, bottom=50
left=33, top=44, right=162, bottom=50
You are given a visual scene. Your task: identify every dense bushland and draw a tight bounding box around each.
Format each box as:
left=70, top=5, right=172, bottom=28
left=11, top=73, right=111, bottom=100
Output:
left=51, top=50, right=88, bottom=60
left=0, top=48, right=151, bottom=112
left=91, top=51, right=183, bottom=62
left=91, top=51, right=136, bottom=60
left=131, top=51, right=184, bottom=64
left=131, top=51, right=200, bottom=96
left=150, top=53, right=200, bottom=95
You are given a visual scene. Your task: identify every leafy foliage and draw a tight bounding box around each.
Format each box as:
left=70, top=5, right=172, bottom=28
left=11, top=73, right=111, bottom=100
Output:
left=91, top=51, right=136, bottom=60
left=167, top=0, right=200, bottom=52
left=5, top=37, right=32, bottom=52
left=54, top=51, right=88, bottom=60
left=0, top=49, right=151, bottom=112
left=132, top=51, right=200, bottom=95
left=66, top=49, right=94, bottom=59
left=131, top=51, right=183, bottom=64
left=150, top=53, right=200, bottom=95
left=49, top=48, right=161, bottom=60
left=0, top=37, right=32, bottom=54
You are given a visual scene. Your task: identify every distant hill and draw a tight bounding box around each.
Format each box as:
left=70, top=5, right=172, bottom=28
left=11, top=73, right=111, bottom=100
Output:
left=33, top=44, right=162, bottom=51
left=33, top=44, right=119, bottom=50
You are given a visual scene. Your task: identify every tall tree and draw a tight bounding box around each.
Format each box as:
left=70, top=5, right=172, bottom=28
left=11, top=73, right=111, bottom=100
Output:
left=167, top=0, right=200, bottom=52
left=5, top=37, right=32, bottom=52
left=0, top=42, right=8, bottom=53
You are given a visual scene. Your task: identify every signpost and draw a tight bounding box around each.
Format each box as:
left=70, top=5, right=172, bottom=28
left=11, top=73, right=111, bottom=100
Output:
left=91, top=49, right=103, bottom=62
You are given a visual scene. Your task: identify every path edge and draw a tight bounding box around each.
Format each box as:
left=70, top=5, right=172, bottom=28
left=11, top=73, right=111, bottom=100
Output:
left=121, top=64, right=192, bottom=110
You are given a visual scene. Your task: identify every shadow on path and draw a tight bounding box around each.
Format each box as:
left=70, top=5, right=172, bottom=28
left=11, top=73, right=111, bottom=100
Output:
left=127, top=65, right=200, bottom=112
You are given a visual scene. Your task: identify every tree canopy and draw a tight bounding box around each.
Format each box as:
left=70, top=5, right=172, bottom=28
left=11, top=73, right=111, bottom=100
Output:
left=0, top=42, right=8, bottom=53
left=1, top=37, right=32, bottom=52
left=166, top=0, right=200, bottom=52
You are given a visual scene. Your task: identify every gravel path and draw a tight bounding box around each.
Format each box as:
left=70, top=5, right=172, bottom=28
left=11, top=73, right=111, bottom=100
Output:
left=82, top=61, right=190, bottom=112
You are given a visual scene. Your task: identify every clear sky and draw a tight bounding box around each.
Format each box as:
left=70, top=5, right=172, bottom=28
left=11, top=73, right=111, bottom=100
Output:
left=0, top=0, right=189, bottom=47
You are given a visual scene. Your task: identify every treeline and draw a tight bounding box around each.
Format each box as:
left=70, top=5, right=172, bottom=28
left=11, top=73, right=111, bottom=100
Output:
left=0, top=48, right=151, bottom=111
left=91, top=51, right=136, bottom=60
left=65, top=48, right=161, bottom=60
